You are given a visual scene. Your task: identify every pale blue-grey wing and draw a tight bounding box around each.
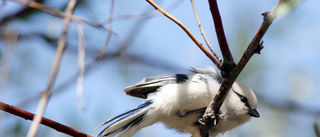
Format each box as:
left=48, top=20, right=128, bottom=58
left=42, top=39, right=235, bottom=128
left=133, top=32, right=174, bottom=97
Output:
left=190, top=67, right=222, bottom=83
left=124, top=74, right=189, bottom=99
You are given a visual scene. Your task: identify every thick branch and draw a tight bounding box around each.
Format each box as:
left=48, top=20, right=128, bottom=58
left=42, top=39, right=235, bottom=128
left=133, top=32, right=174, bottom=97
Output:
left=208, top=0, right=234, bottom=70
left=199, top=1, right=289, bottom=136
left=0, top=102, right=92, bottom=137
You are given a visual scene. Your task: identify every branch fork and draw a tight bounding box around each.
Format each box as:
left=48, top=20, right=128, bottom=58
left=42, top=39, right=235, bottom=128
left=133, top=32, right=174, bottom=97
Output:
left=199, top=107, right=224, bottom=126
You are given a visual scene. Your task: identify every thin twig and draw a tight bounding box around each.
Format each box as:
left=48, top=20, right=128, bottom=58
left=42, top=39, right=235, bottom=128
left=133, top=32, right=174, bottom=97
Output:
left=98, top=0, right=115, bottom=59
left=27, top=0, right=77, bottom=137
left=76, top=22, right=86, bottom=110
left=208, top=0, right=234, bottom=72
left=0, top=0, right=45, bottom=25
left=100, top=0, right=184, bottom=24
left=0, top=102, right=93, bottom=137
left=0, top=27, right=18, bottom=94
left=146, top=0, right=219, bottom=66
left=10, top=0, right=111, bottom=32
left=190, top=0, right=222, bottom=67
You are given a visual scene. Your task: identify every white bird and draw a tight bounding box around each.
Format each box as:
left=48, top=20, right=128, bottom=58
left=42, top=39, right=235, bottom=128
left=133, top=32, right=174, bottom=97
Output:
left=97, top=67, right=259, bottom=137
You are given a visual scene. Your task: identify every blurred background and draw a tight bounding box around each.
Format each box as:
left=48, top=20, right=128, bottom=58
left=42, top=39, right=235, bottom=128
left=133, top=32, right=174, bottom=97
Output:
left=0, top=0, right=320, bottom=137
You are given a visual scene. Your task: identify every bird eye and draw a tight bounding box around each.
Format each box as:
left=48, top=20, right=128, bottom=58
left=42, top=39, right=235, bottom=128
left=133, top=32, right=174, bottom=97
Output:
left=232, top=89, right=250, bottom=108
left=240, top=96, right=248, bottom=102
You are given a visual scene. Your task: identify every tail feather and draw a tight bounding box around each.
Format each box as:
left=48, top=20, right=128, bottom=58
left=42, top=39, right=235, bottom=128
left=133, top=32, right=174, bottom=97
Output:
left=117, top=114, right=145, bottom=137
left=97, top=100, right=153, bottom=137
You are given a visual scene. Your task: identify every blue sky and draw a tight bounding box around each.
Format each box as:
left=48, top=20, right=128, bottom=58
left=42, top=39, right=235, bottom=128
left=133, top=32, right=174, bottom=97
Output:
left=1, top=0, right=320, bottom=137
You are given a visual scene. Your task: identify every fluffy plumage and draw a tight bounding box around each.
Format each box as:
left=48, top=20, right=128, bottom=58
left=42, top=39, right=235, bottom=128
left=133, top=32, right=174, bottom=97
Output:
left=97, top=67, right=259, bottom=137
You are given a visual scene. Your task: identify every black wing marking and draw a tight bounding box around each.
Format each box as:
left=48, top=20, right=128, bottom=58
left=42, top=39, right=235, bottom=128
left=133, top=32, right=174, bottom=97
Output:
left=124, top=74, right=188, bottom=99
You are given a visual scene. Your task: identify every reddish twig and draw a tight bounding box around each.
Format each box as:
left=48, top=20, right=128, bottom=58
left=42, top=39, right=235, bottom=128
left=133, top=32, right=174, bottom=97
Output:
left=146, top=0, right=219, bottom=66
left=0, top=101, right=93, bottom=137
left=208, top=0, right=234, bottom=72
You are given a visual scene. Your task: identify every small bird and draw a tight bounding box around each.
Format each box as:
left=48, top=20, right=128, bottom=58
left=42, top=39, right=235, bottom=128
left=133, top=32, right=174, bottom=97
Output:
left=97, top=67, right=259, bottom=137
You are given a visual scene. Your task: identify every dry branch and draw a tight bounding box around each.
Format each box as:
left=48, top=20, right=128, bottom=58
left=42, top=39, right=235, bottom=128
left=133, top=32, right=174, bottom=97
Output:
left=27, top=0, right=77, bottom=136
left=0, top=28, right=18, bottom=92
left=0, top=102, right=93, bottom=137
left=76, top=22, right=86, bottom=110
left=98, top=0, right=115, bottom=59
left=199, top=0, right=294, bottom=136
left=146, top=0, right=220, bottom=67
left=10, top=0, right=109, bottom=32
left=208, top=0, right=234, bottom=72
left=99, top=0, right=184, bottom=24
left=190, top=0, right=222, bottom=65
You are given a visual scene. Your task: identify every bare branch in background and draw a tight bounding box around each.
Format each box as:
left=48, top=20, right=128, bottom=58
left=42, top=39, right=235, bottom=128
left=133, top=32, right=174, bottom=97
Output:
left=0, top=0, right=45, bottom=25
left=27, top=0, right=77, bottom=136
left=100, top=0, right=184, bottom=24
left=98, top=0, right=115, bottom=59
left=76, top=22, right=86, bottom=110
left=0, top=27, right=18, bottom=95
left=10, top=0, right=111, bottom=32
left=15, top=50, right=184, bottom=109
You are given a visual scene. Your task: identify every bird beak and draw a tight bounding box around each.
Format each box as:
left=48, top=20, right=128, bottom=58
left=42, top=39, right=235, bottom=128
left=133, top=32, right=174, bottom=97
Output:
left=248, top=109, right=260, bottom=118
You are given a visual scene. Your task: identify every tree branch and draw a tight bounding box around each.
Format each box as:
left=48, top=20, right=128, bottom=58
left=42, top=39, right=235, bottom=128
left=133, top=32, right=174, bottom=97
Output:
left=0, top=102, right=93, bottom=137
left=190, top=0, right=222, bottom=66
left=199, top=0, right=293, bottom=136
left=208, top=0, right=234, bottom=72
left=27, top=0, right=77, bottom=136
left=76, top=22, right=86, bottom=110
left=0, top=0, right=45, bottom=25
left=9, top=0, right=111, bottom=32
left=146, top=0, right=220, bottom=67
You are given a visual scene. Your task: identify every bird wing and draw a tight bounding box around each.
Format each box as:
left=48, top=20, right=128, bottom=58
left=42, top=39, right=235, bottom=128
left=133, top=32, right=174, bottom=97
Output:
left=124, top=74, right=189, bottom=99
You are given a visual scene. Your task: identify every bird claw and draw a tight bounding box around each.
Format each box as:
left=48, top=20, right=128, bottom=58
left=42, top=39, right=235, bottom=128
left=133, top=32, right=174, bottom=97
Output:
left=197, top=117, right=205, bottom=125
left=198, top=111, right=224, bottom=126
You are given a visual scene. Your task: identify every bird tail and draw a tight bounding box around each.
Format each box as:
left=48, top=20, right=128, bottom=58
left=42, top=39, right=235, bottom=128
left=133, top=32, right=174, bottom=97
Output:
left=97, top=100, right=154, bottom=137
